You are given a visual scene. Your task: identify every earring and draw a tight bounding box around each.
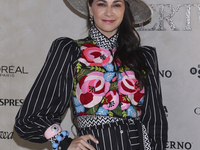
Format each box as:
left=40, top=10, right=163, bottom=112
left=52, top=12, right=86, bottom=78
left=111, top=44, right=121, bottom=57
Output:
left=89, top=14, right=94, bottom=36
left=89, top=14, right=94, bottom=26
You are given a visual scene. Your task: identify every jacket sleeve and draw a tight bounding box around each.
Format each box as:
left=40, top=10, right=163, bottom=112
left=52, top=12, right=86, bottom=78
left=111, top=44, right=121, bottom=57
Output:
left=14, top=37, right=81, bottom=143
left=140, top=46, right=168, bottom=150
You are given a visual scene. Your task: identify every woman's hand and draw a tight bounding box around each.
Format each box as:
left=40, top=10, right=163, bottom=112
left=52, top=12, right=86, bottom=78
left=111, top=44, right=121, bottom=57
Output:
left=68, top=134, right=99, bottom=150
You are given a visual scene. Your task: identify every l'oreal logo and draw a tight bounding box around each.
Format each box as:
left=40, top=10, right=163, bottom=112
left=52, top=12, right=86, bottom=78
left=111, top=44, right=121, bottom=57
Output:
left=0, top=65, right=28, bottom=77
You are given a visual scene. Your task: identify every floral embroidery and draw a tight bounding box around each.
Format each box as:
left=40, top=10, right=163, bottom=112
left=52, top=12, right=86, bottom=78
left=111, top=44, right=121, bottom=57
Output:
left=119, top=93, right=130, bottom=110
left=104, top=63, right=115, bottom=72
left=126, top=106, right=137, bottom=118
left=73, top=97, right=85, bottom=113
left=76, top=71, right=110, bottom=108
left=78, top=45, right=113, bottom=67
left=73, top=39, right=144, bottom=118
left=96, top=107, right=109, bottom=116
left=118, top=71, right=144, bottom=106
left=103, top=89, right=119, bottom=110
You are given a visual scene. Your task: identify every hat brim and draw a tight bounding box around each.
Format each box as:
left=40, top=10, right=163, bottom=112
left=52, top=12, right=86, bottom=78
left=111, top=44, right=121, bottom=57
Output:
left=67, top=0, right=152, bottom=25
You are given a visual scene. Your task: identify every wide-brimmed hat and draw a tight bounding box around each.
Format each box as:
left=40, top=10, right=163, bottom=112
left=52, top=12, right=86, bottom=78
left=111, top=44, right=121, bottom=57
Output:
left=67, top=0, right=152, bottom=25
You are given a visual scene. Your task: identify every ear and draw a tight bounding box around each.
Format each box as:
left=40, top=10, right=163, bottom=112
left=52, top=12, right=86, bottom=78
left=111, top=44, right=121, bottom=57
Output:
left=88, top=3, right=93, bottom=16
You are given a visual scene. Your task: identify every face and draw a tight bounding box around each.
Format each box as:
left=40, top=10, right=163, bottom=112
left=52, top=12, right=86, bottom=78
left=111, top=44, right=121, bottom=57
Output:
left=89, top=0, right=125, bottom=38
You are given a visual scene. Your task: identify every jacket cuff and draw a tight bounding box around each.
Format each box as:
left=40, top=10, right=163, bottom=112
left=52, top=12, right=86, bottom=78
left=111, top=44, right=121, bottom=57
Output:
left=59, top=136, right=73, bottom=149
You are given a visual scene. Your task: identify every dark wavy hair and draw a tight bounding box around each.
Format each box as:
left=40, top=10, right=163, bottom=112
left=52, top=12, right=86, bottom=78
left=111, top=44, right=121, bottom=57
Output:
left=88, top=0, right=147, bottom=88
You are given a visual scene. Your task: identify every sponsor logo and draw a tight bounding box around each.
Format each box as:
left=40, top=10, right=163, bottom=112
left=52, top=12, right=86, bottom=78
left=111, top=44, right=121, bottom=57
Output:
left=194, top=107, right=200, bottom=115
left=166, top=141, right=192, bottom=150
left=137, top=3, right=200, bottom=31
left=0, top=99, right=24, bottom=106
left=159, top=70, right=173, bottom=78
left=190, top=65, right=200, bottom=78
left=0, top=66, right=28, bottom=77
left=0, top=131, right=13, bottom=139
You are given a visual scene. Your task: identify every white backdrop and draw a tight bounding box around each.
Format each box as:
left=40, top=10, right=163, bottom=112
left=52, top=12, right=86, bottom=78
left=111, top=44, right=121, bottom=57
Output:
left=0, top=0, right=200, bottom=149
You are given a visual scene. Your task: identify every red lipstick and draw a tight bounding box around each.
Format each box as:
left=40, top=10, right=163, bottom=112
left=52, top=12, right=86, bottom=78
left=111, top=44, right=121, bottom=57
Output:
left=102, top=20, right=115, bottom=23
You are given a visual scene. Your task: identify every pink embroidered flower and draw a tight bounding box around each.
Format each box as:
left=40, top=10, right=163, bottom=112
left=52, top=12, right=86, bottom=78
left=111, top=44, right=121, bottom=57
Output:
left=127, top=89, right=144, bottom=105
left=76, top=72, right=110, bottom=108
left=78, top=45, right=113, bottom=67
left=103, top=89, right=119, bottom=110
left=118, top=71, right=140, bottom=94
left=118, top=71, right=144, bottom=105
left=119, top=92, right=130, bottom=110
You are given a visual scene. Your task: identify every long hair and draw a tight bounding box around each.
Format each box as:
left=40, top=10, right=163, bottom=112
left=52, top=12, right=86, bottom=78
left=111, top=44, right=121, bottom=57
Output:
left=88, top=0, right=147, bottom=88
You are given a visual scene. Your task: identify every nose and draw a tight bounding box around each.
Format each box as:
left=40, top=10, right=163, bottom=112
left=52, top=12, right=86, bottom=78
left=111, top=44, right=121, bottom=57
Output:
left=105, top=6, right=113, bottom=16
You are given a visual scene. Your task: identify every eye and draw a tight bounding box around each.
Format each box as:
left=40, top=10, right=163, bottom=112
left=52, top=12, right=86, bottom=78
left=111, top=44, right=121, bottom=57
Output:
left=97, top=3, right=106, bottom=7
left=113, top=4, right=121, bottom=7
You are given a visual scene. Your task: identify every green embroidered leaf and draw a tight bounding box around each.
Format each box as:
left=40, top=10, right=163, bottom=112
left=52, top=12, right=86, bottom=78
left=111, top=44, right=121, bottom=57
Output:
left=87, top=66, right=106, bottom=73
left=73, top=78, right=77, bottom=95
left=89, top=66, right=95, bottom=70
left=122, top=110, right=126, bottom=114
left=109, top=82, right=118, bottom=91
left=101, top=69, right=106, bottom=73
left=125, top=66, right=130, bottom=71
left=126, top=96, right=131, bottom=102
left=85, top=40, right=94, bottom=44
left=76, top=64, right=81, bottom=67
left=73, top=77, right=76, bottom=84
left=119, top=67, right=124, bottom=73
left=132, top=105, right=138, bottom=111
left=77, top=68, right=93, bottom=82
left=75, top=40, right=97, bottom=47
left=76, top=62, right=82, bottom=73
left=76, top=41, right=84, bottom=47
left=122, top=96, right=126, bottom=102
left=121, top=96, right=130, bottom=103
left=118, top=66, right=131, bottom=72
left=122, top=110, right=128, bottom=118
left=77, top=65, right=82, bottom=68
left=113, top=106, right=122, bottom=117
left=101, top=97, right=106, bottom=103
left=93, top=41, right=97, bottom=45
left=72, top=90, right=76, bottom=96
left=104, top=98, right=109, bottom=104
left=76, top=62, right=82, bottom=66
left=86, top=104, right=99, bottom=115
left=108, top=111, right=114, bottom=117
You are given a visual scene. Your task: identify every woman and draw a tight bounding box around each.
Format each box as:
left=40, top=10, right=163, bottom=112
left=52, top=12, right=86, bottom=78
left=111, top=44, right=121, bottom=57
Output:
left=15, top=0, right=168, bottom=149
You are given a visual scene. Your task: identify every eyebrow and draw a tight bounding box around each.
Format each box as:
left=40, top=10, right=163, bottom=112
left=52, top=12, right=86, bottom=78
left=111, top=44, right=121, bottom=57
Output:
left=97, top=0, right=123, bottom=3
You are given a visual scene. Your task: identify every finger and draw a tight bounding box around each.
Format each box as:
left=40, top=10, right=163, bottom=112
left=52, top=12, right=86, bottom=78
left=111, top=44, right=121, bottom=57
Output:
left=86, top=134, right=99, bottom=144
left=79, top=139, right=96, bottom=150
left=76, top=142, right=88, bottom=150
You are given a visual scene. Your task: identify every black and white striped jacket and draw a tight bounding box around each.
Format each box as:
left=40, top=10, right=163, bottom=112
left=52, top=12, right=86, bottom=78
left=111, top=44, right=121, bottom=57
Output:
left=14, top=37, right=168, bottom=149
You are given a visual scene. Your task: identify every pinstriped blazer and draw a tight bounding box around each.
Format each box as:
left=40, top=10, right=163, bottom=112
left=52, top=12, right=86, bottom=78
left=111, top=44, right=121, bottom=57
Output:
left=141, top=46, right=168, bottom=149
left=14, top=37, right=168, bottom=149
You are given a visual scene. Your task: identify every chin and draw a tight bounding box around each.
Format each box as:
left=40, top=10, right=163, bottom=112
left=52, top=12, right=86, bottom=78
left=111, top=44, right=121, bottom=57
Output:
left=101, top=26, right=118, bottom=32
